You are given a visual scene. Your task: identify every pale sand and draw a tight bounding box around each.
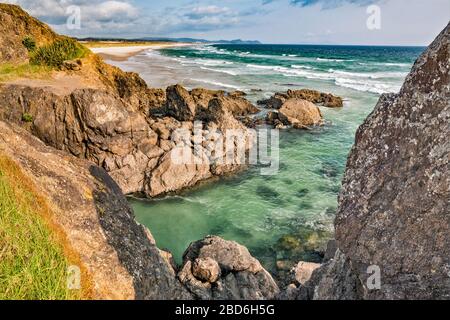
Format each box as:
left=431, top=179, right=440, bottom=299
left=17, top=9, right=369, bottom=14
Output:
left=89, top=43, right=193, bottom=61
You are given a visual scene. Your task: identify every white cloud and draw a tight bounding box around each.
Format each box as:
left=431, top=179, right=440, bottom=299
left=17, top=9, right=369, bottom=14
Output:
left=4, top=0, right=140, bottom=32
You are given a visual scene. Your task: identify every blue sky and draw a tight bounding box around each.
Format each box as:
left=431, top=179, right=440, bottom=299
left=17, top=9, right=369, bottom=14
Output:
left=6, top=0, right=450, bottom=45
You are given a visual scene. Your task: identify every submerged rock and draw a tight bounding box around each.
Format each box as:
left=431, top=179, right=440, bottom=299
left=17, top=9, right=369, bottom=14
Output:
left=178, top=236, right=280, bottom=300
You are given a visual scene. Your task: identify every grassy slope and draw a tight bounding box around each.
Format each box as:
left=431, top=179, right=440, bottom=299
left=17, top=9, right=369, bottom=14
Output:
left=0, top=63, right=51, bottom=83
left=0, top=155, right=91, bottom=300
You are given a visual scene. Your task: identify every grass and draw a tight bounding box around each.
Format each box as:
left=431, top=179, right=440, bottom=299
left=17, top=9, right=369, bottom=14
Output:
left=0, top=155, right=92, bottom=300
left=30, top=37, right=89, bottom=68
left=0, top=63, right=51, bottom=83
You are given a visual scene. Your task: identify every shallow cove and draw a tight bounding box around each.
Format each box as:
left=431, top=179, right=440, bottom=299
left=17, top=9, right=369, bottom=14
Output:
left=123, top=44, right=423, bottom=272
left=130, top=96, right=376, bottom=271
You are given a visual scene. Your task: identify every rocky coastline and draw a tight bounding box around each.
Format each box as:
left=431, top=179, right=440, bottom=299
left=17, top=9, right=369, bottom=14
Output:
left=0, top=4, right=448, bottom=300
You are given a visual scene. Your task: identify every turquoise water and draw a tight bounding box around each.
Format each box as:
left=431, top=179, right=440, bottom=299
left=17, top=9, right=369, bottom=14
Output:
left=120, top=44, right=423, bottom=270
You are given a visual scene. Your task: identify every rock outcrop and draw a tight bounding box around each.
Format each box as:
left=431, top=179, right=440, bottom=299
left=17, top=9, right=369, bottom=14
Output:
left=0, top=82, right=256, bottom=197
left=163, top=85, right=260, bottom=120
left=178, top=236, right=280, bottom=300
left=307, top=22, right=450, bottom=300
left=0, top=120, right=191, bottom=299
left=258, top=89, right=343, bottom=109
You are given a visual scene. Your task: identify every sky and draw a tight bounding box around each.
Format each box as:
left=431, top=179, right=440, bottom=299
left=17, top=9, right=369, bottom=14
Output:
left=4, top=0, right=450, bottom=45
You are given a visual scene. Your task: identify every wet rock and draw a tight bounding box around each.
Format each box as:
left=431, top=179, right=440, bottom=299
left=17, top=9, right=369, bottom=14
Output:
left=179, top=236, right=280, bottom=300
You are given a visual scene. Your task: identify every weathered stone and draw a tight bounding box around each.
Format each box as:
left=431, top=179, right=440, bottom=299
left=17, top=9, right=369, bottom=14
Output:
left=278, top=99, right=324, bottom=128
left=258, top=89, right=343, bottom=109
left=179, top=236, right=280, bottom=300
left=312, top=22, right=450, bottom=300
left=192, top=257, right=221, bottom=283
left=166, top=84, right=197, bottom=121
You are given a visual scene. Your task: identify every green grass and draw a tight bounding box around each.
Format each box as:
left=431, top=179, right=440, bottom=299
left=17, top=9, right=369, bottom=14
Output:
left=0, top=63, right=51, bottom=82
left=30, top=38, right=89, bottom=68
left=0, top=156, right=86, bottom=300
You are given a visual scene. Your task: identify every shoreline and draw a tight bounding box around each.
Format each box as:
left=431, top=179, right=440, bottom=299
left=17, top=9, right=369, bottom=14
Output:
left=87, top=42, right=194, bottom=61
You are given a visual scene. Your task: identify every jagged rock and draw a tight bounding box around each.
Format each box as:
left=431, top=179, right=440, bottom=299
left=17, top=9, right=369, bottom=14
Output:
left=0, top=120, right=191, bottom=299
left=258, top=93, right=286, bottom=109
left=178, top=236, right=280, bottom=300
left=258, top=89, right=343, bottom=109
left=166, top=84, right=197, bottom=121
left=287, top=89, right=343, bottom=108
left=313, top=22, right=450, bottom=300
left=190, top=88, right=225, bottom=111
left=147, top=88, right=167, bottom=114
left=278, top=99, right=324, bottom=128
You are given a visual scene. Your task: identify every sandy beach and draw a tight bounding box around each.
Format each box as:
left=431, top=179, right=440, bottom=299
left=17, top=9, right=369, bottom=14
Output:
left=87, top=42, right=193, bottom=61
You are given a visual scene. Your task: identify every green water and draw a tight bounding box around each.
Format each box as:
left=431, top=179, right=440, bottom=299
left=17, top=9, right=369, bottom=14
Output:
left=122, top=44, right=422, bottom=270
left=129, top=92, right=378, bottom=269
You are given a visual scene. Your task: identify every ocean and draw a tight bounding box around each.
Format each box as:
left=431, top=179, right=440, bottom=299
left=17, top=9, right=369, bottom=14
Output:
left=114, top=44, right=424, bottom=270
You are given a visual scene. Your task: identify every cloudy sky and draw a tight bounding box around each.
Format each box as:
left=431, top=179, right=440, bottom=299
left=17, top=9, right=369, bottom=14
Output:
left=5, top=0, right=450, bottom=45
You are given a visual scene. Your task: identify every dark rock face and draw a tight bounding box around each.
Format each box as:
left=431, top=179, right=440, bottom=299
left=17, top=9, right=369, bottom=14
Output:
left=311, top=22, right=450, bottom=300
left=178, top=236, right=280, bottom=300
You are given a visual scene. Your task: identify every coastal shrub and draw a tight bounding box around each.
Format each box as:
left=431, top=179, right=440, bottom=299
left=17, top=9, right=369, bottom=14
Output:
left=22, top=36, right=36, bottom=51
left=0, top=155, right=83, bottom=300
left=30, top=38, right=88, bottom=68
left=21, top=113, right=33, bottom=122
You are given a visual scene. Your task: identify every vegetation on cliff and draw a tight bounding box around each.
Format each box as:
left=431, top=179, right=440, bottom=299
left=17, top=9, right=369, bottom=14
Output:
left=0, top=155, right=89, bottom=300
left=29, top=38, right=89, bottom=68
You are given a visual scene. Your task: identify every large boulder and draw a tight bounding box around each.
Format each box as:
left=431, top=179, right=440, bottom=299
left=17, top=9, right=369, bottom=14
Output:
left=278, top=99, right=324, bottom=128
left=178, top=236, right=280, bottom=300
left=258, top=89, right=343, bottom=109
left=311, top=22, right=450, bottom=300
